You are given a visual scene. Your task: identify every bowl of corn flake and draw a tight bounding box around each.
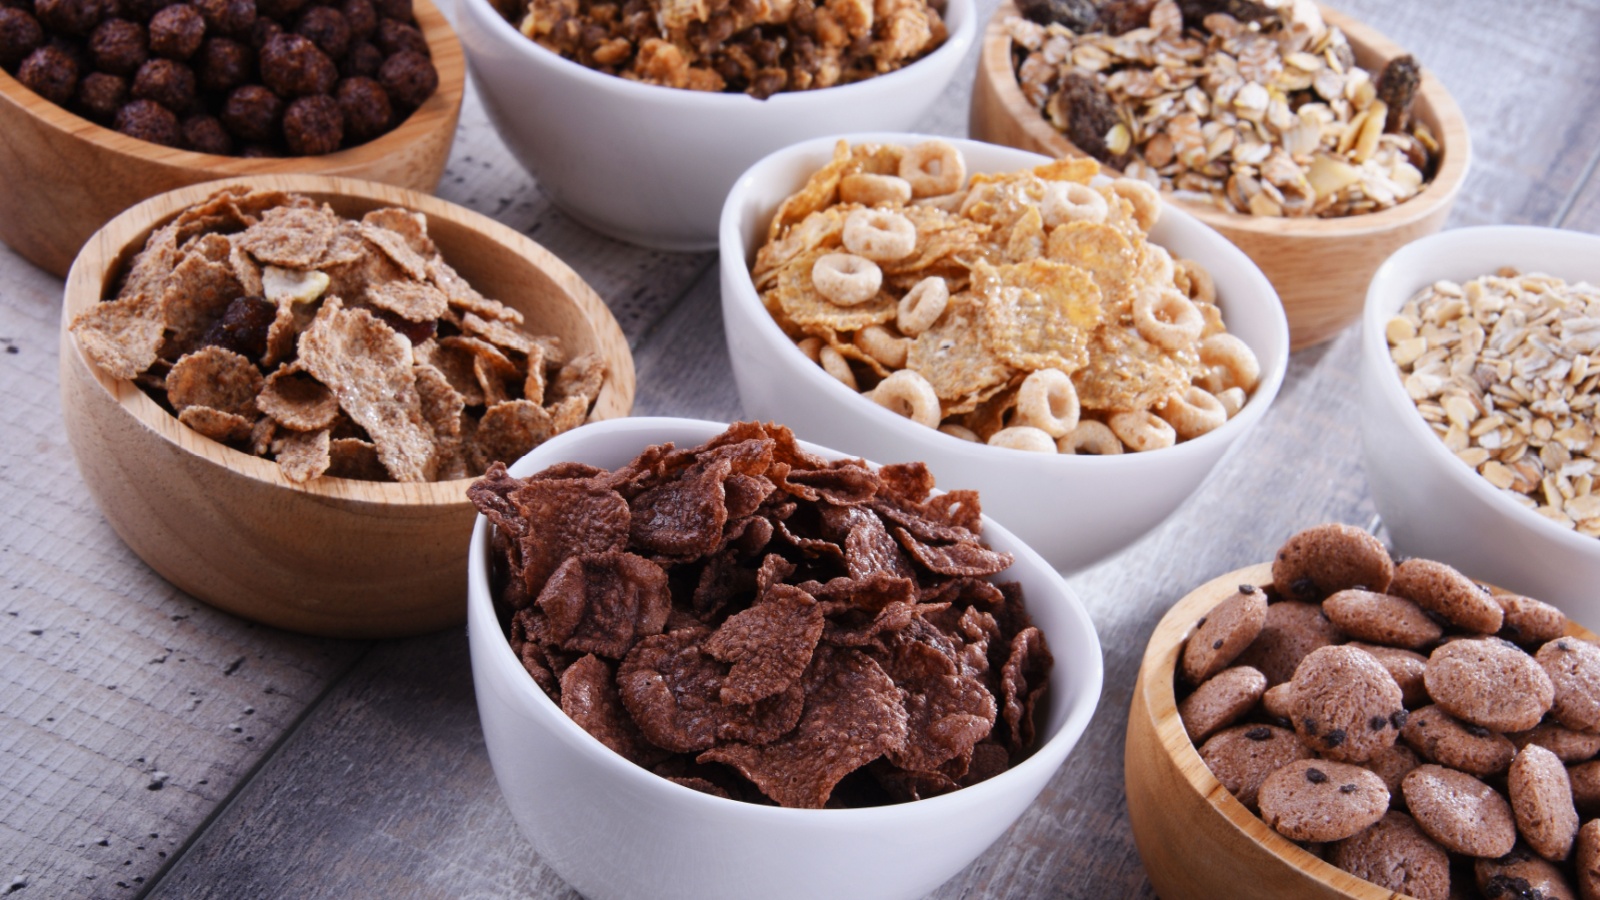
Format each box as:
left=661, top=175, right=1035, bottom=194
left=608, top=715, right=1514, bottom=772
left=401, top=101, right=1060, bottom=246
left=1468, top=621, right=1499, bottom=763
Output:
left=1361, top=226, right=1600, bottom=629
left=971, top=0, right=1470, bottom=350
left=719, top=133, right=1289, bottom=573
left=60, top=174, right=634, bottom=637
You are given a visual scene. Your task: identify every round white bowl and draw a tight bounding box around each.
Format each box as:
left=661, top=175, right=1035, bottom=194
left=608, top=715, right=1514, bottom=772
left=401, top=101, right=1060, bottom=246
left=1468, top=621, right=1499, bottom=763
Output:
left=1359, top=226, right=1600, bottom=630
left=467, top=416, right=1104, bottom=900
left=718, top=134, right=1291, bottom=573
left=454, top=0, right=976, bottom=250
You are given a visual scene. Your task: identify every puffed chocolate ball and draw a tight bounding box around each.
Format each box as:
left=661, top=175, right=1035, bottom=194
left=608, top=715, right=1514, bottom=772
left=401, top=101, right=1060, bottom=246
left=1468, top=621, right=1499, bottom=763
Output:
left=337, top=37, right=377, bottom=76
left=376, top=47, right=432, bottom=108
left=370, top=0, right=407, bottom=23
left=193, top=35, right=249, bottom=91
left=181, top=112, right=232, bottom=152
left=282, top=93, right=340, bottom=154
left=338, top=0, right=372, bottom=39
left=253, top=0, right=304, bottom=21
left=74, top=69, right=125, bottom=120
left=114, top=97, right=181, bottom=145
left=220, top=82, right=279, bottom=141
left=244, top=13, right=275, bottom=48
left=131, top=57, right=196, bottom=111
left=148, top=4, right=204, bottom=59
left=34, top=0, right=110, bottom=37
left=121, top=0, right=179, bottom=23
left=294, top=5, right=346, bottom=59
left=87, top=17, right=146, bottom=74
left=333, top=74, right=386, bottom=141
left=373, top=16, right=422, bottom=56
left=259, top=31, right=334, bottom=96
left=0, top=7, right=43, bottom=66
left=16, top=43, right=77, bottom=104
left=194, top=0, right=254, bottom=37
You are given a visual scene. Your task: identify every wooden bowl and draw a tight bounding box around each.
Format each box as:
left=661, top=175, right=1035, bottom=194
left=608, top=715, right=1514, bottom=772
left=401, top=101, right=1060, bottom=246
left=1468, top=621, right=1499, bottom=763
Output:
left=58, top=174, right=635, bottom=638
left=0, top=0, right=465, bottom=279
left=1125, top=563, right=1597, bottom=899
left=971, top=3, right=1471, bottom=350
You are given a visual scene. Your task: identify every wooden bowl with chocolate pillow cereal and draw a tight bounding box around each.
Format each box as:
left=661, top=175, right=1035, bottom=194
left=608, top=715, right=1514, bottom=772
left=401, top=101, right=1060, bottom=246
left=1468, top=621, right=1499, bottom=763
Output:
left=1127, top=529, right=1600, bottom=900
left=0, top=0, right=464, bottom=278
left=971, top=0, right=1470, bottom=350
left=60, top=174, right=633, bottom=638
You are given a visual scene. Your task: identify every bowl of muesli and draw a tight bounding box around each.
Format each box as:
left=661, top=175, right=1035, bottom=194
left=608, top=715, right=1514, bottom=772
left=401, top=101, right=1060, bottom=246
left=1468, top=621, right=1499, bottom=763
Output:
left=971, top=0, right=1470, bottom=349
left=1360, top=226, right=1600, bottom=628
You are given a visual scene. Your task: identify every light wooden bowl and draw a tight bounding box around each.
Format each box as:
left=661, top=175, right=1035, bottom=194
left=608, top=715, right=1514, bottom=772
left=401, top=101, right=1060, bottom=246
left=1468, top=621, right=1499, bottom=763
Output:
left=1125, top=562, right=1596, bottom=899
left=971, top=3, right=1471, bottom=350
left=0, top=0, right=465, bottom=279
left=58, top=174, right=635, bottom=638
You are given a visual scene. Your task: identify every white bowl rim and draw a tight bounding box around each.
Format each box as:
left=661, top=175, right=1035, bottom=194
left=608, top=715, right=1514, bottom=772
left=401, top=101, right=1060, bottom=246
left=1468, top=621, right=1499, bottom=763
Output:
left=717, top=131, right=1291, bottom=471
left=1361, top=224, right=1600, bottom=562
left=459, top=0, right=977, bottom=107
left=467, top=414, right=1106, bottom=820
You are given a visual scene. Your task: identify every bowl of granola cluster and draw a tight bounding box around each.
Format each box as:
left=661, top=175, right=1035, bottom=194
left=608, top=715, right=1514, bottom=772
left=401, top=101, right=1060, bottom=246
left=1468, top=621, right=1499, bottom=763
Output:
left=720, top=133, right=1289, bottom=573
left=0, top=0, right=464, bottom=277
left=453, top=0, right=974, bottom=250
left=60, top=174, right=632, bottom=637
left=971, top=0, right=1470, bottom=349
left=466, top=416, right=1103, bottom=900
left=1360, top=226, right=1600, bottom=629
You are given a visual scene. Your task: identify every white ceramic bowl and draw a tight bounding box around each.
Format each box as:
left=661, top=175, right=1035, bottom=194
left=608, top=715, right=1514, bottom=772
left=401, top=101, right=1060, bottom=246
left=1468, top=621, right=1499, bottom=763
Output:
left=453, top=0, right=975, bottom=250
left=719, top=134, right=1291, bottom=573
left=467, top=416, right=1104, bottom=900
left=1360, top=226, right=1600, bottom=629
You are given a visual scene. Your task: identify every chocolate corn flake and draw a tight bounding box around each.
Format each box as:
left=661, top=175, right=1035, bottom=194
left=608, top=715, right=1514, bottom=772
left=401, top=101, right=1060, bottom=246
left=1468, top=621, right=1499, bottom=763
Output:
left=471, top=421, right=1056, bottom=808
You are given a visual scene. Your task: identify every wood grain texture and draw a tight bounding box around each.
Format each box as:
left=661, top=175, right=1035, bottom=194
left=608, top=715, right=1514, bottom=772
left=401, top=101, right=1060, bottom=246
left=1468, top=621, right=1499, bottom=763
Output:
left=0, top=0, right=465, bottom=278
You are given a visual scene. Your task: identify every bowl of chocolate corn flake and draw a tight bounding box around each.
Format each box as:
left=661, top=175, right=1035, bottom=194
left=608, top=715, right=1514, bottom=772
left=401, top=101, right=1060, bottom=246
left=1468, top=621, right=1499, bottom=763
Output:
left=465, top=417, right=1103, bottom=900
left=971, top=0, right=1470, bottom=349
left=0, top=0, right=464, bottom=277
left=61, top=174, right=632, bottom=637
left=453, top=0, right=975, bottom=250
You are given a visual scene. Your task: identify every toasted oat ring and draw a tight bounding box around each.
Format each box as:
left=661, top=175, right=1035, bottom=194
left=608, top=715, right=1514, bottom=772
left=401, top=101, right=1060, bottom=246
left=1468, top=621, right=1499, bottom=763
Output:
left=899, top=140, right=966, bottom=198
left=1157, top=386, right=1228, bottom=439
left=1109, top=409, right=1177, bottom=452
left=1110, top=178, right=1162, bottom=232
left=818, top=344, right=858, bottom=389
left=843, top=209, right=917, bottom=262
left=812, top=252, right=883, bottom=306
left=1144, top=243, right=1175, bottom=286
left=1014, top=368, right=1080, bottom=438
left=1199, top=333, right=1261, bottom=392
left=840, top=173, right=913, bottom=207
left=1041, top=181, right=1109, bottom=226
left=1134, top=287, right=1205, bottom=351
left=1176, top=257, right=1216, bottom=304
left=1057, top=420, right=1124, bottom=455
left=867, top=369, right=940, bottom=428
left=939, top=423, right=979, bottom=442
left=1217, top=386, right=1247, bottom=418
left=854, top=324, right=910, bottom=369
left=897, top=276, right=949, bottom=336
left=796, top=336, right=823, bottom=363
left=988, top=425, right=1057, bottom=453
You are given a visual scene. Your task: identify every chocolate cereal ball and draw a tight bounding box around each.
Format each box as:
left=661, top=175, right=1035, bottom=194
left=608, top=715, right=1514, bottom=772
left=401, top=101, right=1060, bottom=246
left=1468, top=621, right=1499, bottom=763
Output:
left=220, top=82, right=279, bottom=141
left=114, top=97, right=181, bottom=145
left=253, top=0, right=304, bottom=21
left=148, top=4, right=204, bottom=59
left=16, top=43, right=77, bottom=104
left=34, top=0, right=111, bottom=37
left=120, top=0, right=177, bottom=23
left=337, top=37, right=377, bottom=76
left=376, top=48, right=432, bottom=108
left=181, top=112, right=232, bottom=152
left=370, top=0, right=407, bottom=24
left=73, top=69, right=125, bottom=120
left=131, top=57, right=196, bottom=111
left=87, top=16, right=144, bottom=74
left=281, top=93, right=341, bottom=153
left=373, top=16, right=422, bottom=56
left=294, top=5, right=347, bottom=59
left=194, top=35, right=249, bottom=91
left=338, top=0, right=372, bottom=39
left=245, top=14, right=276, bottom=48
left=333, top=74, right=386, bottom=141
left=0, top=7, right=43, bottom=67
left=194, top=0, right=254, bottom=37
left=259, top=31, right=334, bottom=96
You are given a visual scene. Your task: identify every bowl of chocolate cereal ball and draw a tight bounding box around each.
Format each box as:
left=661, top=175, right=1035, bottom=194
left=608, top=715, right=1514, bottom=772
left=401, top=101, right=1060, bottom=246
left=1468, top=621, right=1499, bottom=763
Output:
left=1128, top=523, right=1600, bottom=900
left=970, top=0, right=1470, bottom=349
left=0, top=0, right=464, bottom=277
left=452, top=0, right=974, bottom=250
left=60, top=173, right=632, bottom=637
left=719, top=133, right=1289, bottom=573
left=465, top=416, right=1103, bottom=900
left=1360, top=226, right=1600, bottom=629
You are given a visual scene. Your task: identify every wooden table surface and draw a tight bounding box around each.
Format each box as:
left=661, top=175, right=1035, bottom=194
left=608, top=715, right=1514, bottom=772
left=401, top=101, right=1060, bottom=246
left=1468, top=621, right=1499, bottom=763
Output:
left=3, top=1, right=1599, bottom=897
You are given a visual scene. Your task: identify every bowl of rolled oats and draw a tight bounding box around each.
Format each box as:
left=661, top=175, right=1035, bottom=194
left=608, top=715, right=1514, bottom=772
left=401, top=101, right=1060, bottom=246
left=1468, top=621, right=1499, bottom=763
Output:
left=1360, top=226, right=1600, bottom=629
left=466, top=416, right=1104, bottom=900
left=971, top=0, right=1470, bottom=350
left=453, top=0, right=975, bottom=250
left=60, top=174, right=634, bottom=637
left=719, top=133, right=1289, bottom=573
